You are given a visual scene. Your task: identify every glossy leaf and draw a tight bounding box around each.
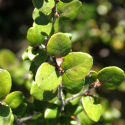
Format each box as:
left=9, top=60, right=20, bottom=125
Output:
left=62, top=73, right=85, bottom=94
left=0, top=69, right=12, bottom=99
left=35, top=62, right=62, bottom=89
left=59, top=0, right=82, bottom=21
left=33, top=8, right=53, bottom=25
left=30, top=82, right=57, bottom=101
left=0, top=105, right=12, bottom=125
left=33, top=0, right=54, bottom=9
left=32, top=0, right=44, bottom=9
left=61, top=52, right=93, bottom=81
left=27, top=27, right=45, bottom=46
left=5, top=91, right=24, bottom=109
left=82, top=96, right=102, bottom=122
left=47, top=32, right=71, bottom=57
left=98, top=66, right=125, bottom=90
left=33, top=22, right=52, bottom=36
left=44, top=104, right=60, bottom=119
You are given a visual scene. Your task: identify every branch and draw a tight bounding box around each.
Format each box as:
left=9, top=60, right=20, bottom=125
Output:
left=14, top=116, right=22, bottom=125
left=58, top=83, right=65, bottom=112
left=64, top=89, right=89, bottom=104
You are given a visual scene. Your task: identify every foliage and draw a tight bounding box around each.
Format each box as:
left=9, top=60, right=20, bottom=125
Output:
left=0, top=0, right=125, bottom=125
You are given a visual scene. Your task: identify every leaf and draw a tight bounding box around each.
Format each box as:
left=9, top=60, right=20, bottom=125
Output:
left=33, top=0, right=55, bottom=9
left=5, top=91, right=24, bottom=109
left=0, top=69, right=12, bottom=99
left=33, top=22, right=52, bottom=36
left=32, top=0, right=44, bottom=9
left=61, top=52, right=93, bottom=81
left=47, top=32, right=71, bottom=57
left=58, top=0, right=82, bottom=21
left=33, top=8, right=53, bottom=25
left=98, top=66, right=125, bottom=90
left=0, top=105, right=12, bottom=125
left=44, top=104, right=60, bottom=119
left=35, top=63, right=62, bottom=89
left=0, top=49, right=16, bottom=69
left=27, top=27, right=45, bottom=46
left=62, top=73, right=85, bottom=94
left=30, top=82, right=57, bottom=101
left=82, top=96, right=102, bottom=122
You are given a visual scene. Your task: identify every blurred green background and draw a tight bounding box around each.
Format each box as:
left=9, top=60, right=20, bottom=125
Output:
left=0, top=0, right=125, bottom=124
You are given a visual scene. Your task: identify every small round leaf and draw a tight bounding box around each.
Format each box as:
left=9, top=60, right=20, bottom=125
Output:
left=5, top=91, right=24, bottom=109
left=27, top=27, right=45, bottom=46
left=61, top=52, right=93, bottom=81
left=98, top=66, right=125, bottom=90
left=82, top=96, right=102, bottom=122
left=35, top=63, right=62, bottom=90
left=0, top=69, right=12, bottom=99
left=47, top=32, right=71, bottom=57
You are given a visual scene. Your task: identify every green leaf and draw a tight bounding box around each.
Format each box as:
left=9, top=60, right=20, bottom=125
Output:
left=33, top=0, right=54, bottom=9
left=27, top=27, right=45, bottom=46
left=30, top=82, right=57, bottom=101
left=44, top=104, right=60, bottom=119
left=64, top=33, right=72, bottom=40
left=5, top=91, right=24, bottom=109
left=59, top=0, right=82, bottom=21
left=35, top=63, right=62, bottom=89
left=33, top=22, right=52, bottom=36
left=61, top=52, right=93, bottom=81
left=98, top=66, right=125, bottom=90
left=82, top=96, right=102, bottom=122
left=0, top=49, right=16, bottom=69
left=62, top=73, right=85, bottom=94
left=47, top=32, right=71, bottom=57
left=0, top=69, right=12, bottom=99
left=0, top=105, right=12, bottom=125
left=32, top=0, right=44, bottom=9
left=33, top=8, right=53, bottom=25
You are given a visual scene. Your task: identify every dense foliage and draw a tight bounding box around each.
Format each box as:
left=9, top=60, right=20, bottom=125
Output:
left=0, top=0, right=125, bottom=125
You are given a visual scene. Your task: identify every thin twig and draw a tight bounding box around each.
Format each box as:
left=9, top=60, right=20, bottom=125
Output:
left=14, top=116, right=22, bottom=125
left=58, top=83, right=65, bottom=112
left=64, top=89, right=90, bottom=104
